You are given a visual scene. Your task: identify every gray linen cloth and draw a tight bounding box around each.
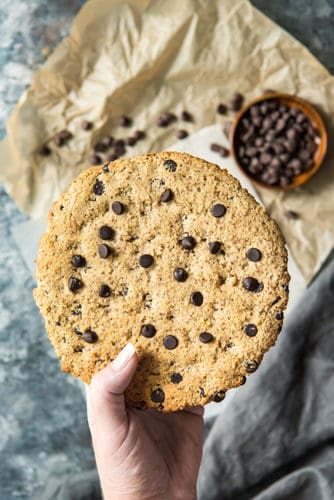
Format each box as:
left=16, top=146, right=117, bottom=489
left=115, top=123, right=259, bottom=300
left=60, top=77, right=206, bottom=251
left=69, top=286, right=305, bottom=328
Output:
left=43, top=257, right=334, bottom=500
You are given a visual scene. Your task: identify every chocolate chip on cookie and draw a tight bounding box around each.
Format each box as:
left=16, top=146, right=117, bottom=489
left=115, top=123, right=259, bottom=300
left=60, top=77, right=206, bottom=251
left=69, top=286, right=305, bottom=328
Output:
left=71, top=255, right=86, bottom=268
left=141, top=324, right=157, bottom=338
left=164, top=159, right=177, bottom=172
left=170, top=373, right=183, bottom=384
left=93, top=179, right=105, bottom=195
left=160, top=188, right=173, bottom=203
left=181, top=236, right=196, bottom=250
left=163, top=335, right=178, bottom=350
left=111, top=201, right=124, bottom=215
left=98, top=226, right=114, bottom=240
left=210, top=204, right=226, bottom=218
left=244, top=324, right=258, bottom=337
left=139, top=254, right=154, bottom=268
left=246, top=248, right=262, bottom=262
left=83, top=330, right=98, bottom=343
left=199, top=332, right=214, bottom=343
left=173, top=268, right=188, bottom=282
left=191, top=291, right=203, bottom=306
left=98, top=244, right=111, bottom=259
left=68, top=277, right=82, bottom=292
left=151, top=388, right=165, bottom=403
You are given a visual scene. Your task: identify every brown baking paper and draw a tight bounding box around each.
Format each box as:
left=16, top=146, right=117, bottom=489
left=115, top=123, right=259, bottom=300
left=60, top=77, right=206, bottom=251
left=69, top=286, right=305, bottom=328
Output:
left=0, top=0, right=333, bottom=282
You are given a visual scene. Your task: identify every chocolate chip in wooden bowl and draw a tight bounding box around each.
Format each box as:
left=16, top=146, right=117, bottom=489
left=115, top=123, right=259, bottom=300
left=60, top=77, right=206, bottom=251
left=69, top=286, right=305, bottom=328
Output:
left=99, top=284, right=111, bottom=297
left=98, top=244, right=111, bottom=259
left=68, top=277, right=82, bottom=292
left=177, top=129, right=188, bottom=140
left=119, top=115, right=132, bottom=127
left=81, top=120, right=93, bottom=130
left=111, top=201, right=124, bottom=215
left=83, top=330, right=98, bottom=343
left=245, top=360, right=258, bottom=373
left=212, top=390, right=225, bottom=402
left=93, top=179, right=105, bottom=195
left=199, top=332, right=214, bottom=343
left=173, top=268, right=188, bottom=282
left=181, top=236, right=196, bottom=250
left=98, top=225, right=114, bottom=240
left=139, top=254, right=154, bottom=268
left=163, top=335, right=178, bottom=350
left=141, top=324, right=157, bottom=338
left=71, top=255, right=86, bottom=268
left=170, top=373, right=183, bottom=384
left=246, top=248, right=262, bottom=262
left=164, top=159, right=177, bottom=172
left=151, top=388, right=165, bottom=403
left=38, top=145, right=51, bottom=156
left=208, top=241, right=221, bottom=254
left=181, top=110, right=193, bottom=122
left=244, top=324, right=258, bottom=337
left=210, top=204, right=226, bottom=218
left=90, top=153, right=102, bottom=165
left=190, top=291, right=203, bottom=306
left=160, top=188, right=173, bottom=203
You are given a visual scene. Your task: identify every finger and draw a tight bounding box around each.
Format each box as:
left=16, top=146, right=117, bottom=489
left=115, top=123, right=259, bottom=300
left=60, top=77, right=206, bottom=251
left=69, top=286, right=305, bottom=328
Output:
left=86, top=343, right=137, bottom=447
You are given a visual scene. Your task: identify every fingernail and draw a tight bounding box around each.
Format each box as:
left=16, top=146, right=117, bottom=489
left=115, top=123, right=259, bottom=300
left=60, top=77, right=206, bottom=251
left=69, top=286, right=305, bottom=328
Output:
left=113, top=343, right=136, bottom=371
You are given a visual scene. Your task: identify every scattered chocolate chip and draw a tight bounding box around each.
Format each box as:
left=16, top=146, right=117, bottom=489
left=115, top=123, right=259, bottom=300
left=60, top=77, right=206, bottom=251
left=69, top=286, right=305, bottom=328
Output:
left=199, top=332, right=214, bottom=343
left=181, top=110, right=193, bottom=122
left=191, top=291, right=203, bottom=306
left=68, top=277, right=82, bottom=292
left=108, top=153, right=119, bottom=162
left=157, top=112, right=176, bottom=127
left=217, top=103, right=228, bottom=115
left=126, top=136, right=137, bottom=146
left=119, top=115, right=132, bottom=127
left=246, top=248, right=262, bottom=262
left=53, top=130, right=72, bottom=146
left=98, top=244, right=111, bottom=259
left=139, top=254, right=154, bottom=268
left=173, top=268, right=188, bottom=282
left=134, top=130, right=146, bottom=140
left=98, top=225, right=113, bottom=240
left=284, top=210, right=299, bottom=220
left=114, top=142, right=126, bottom=157
left=170, top=373, right=183, bottom=384
left=38, top=145, right=51, bottom=156
left=151, top=388, right=165, bottom=403
left=160, top=188, right=173, bottom=203
left=164, top=159, right=177, bottom=172
left=112, top=201, right=124, bottom=215
left=244, top=324, right=258, bottom=337
left=245, top=360, right=258, bottom=373
left=212, top=390, right=225, bottom=402
left=93, top=179, right=105, bottom=195
left=101, top=136, right=114, bottom=148
left=242, top=276, right=261, bottom=292
left=71, top=255, right=86, bottom=268
left=141, top=324, right=157, bottom=338
left=89, top=153, right=102, bottom=165
left=210, top=204, right=226, bottom=218
left=163, top=335, right=178, bottom=350
left=275, top=311, right=284, bottom=320
left=99, top=284, right=111, bottom=297
left=177, top=129, right=188, bottom=140
left=229, top=92, right=244, bottom=111
left=81, top=120, right=93, bottom=130
left=208, top=241, right=221, bottom=254
left=93, top=141, right=108, bottom=153
left=210, top=143, right=230, bottom=157
left=83, top=330, right=98, bottom=343
left=181, top=236, right=196, bottom=250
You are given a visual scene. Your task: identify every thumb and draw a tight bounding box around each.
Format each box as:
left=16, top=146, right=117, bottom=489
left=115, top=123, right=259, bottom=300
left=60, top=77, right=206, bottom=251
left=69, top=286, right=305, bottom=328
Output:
left=86, top=343, right=138, bottom=450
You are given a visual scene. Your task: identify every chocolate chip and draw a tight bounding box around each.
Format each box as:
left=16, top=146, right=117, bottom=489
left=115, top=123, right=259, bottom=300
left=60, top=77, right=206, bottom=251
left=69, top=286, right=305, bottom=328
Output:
left=134, top=130, right=146, bottom=140
left=191, top=291, right=203, bottom=306
left=181, top=236, right=196, bottom=250
left=170, top=373, right=183, bottom=384
left=210, top=143, right=222, bottom=152
left=53, top=130, right=72, bottom=146
left=112, top=201, right=124, bottom=215
left=181, top=110, right=193, bottom=122
left=199, top=332, right=214, bottom=343
left=244, top=324, right=258, bottom=337
left=210, top=204, right=226, bottom=218
left=151, top=388, right=165, bottom=403
left=217, top=103, right=228, bottom=115
left=89, top=153, right=102, bottom=165
left=229, top=92, right=244, bottom=111
left=38, top=145, right=51, bottom=156
left=199, top=387, right=206, bottom=397
left=284, top=210, right=299, bottom=220
left=173, top=268, right=188, bottom=282
left=114, top=142, right=126, bottom=157
left=208, top=241, right=221, bottom=254
left=141, top=324, right=157, bottom=338
left=163, top=335, right=178, bottom=350
left=99, top=284, right=111, bottom=297
left=160, top=188, right=173, bottom=203
left=176, top=129, right=188, bottom=140
left=245, top=360, right=258, bottom=373
left=83, top=330, right=98, bottom=343
left=68, top=277, right=82, bottom=292
left=212, top=390, right=225, bottom=402
left=93, top=179, right=105, bottom=195
left=119, top=115, right=132, bottom=127
left=98, top=244, right=111, bottom=258
left=275, top=311, right=284, bottom=320
left=246, top=248, right=261, bottom=262
left=102, top=163, right=110, bottom=173
left=71, top=255, right=86, bottom=268
left=242, top=276, right=261, bottom=292
left=81, top=120, right=93, bottom=130
left=107, top=153, right=119, bottom=162
left=94, top=141, right=108, bottom=152
left=164, top=159, right=177, bottom=172
left=139, top=254, right=154, bottom=268
left=126, top=136, right=137, bottom=146
left=98, top=225, right=113, bottom=240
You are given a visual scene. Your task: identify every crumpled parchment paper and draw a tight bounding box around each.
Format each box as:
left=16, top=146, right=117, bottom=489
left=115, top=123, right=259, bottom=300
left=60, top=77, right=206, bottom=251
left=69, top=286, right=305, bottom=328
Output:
left=0, top=0, right=333, bottom=282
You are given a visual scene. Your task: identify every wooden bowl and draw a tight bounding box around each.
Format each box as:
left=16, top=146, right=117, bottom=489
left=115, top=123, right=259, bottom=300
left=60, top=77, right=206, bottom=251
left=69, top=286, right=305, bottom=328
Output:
left=230, top=92, right=327, bottom=190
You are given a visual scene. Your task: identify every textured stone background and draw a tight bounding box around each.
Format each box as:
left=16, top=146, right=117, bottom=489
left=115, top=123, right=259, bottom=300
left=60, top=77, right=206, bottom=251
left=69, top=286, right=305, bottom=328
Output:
left=0, top=1, right=333, bottom=498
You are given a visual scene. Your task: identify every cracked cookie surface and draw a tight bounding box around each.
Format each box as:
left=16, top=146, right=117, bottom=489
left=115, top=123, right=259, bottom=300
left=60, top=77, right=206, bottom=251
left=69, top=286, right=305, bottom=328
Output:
left=34, top=152, right=289, bottom=411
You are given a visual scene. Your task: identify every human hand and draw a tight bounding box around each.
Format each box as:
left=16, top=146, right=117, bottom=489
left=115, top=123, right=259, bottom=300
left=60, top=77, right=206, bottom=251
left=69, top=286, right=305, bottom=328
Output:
left=86, top=343, right=204, bottom=500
